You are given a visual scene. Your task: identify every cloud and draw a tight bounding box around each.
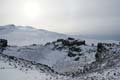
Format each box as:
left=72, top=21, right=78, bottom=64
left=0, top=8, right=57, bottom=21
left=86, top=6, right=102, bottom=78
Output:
left=0, top=0, right=120, bottom=36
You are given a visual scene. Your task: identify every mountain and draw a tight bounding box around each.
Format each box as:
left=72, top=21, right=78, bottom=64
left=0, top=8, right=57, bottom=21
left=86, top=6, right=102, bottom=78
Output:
left=0, top=24, right=119, bottom=46
left=1, top=38, right=94, bottom=73
left=0, top=24, right=120, bottom=80
left=0, top=24, right=67, bottom=46
left=0, top=38, right=120, bottom=80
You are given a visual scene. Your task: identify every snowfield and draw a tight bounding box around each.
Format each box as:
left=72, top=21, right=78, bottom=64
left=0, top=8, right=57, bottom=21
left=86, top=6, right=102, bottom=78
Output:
left=0, top=25, right=120, bottom=80
left=0, top=54, right=68, bottom=80
left=0, top=24, right=119, bottom=46
left=0, top=24, right=67, bottom=46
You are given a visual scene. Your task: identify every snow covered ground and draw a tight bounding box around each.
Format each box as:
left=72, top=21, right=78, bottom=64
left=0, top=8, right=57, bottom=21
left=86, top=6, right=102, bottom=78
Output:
left=0, top=54, right=67, bottom=80
left=2, top=41, right=97, bottom=74
left=0, top=24, right=67, bottom=46
left=1, top=51, right=120, bottom=80
left=0, top=25, right=120, bottom=80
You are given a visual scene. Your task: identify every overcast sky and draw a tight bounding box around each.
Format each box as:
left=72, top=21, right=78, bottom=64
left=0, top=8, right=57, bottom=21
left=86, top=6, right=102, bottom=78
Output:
left=0, top=0, right=120, bottom=37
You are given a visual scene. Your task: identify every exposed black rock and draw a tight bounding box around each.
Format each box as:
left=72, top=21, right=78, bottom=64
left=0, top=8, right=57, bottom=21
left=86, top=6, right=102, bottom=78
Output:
left=45, top=37, right=85, bottom=58
left=95, top=43, right=107, bottom=61
left=69, top=47, right=81, bottom=52
left=67, top=37, right=75, bottom=40
left=74, top=57, right=80, bottom=61
left=0, top=39, right=7, bottom=48
left=68, top=51, right=77, bottom=57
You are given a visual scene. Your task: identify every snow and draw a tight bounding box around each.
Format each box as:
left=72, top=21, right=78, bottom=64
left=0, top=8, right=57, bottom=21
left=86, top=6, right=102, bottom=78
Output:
left=0, top=25, right=119, bottom=46
left=2, top=45, right=66, bottom=67
left=0, top=47, right=120, bottom=80
left=1, top=58, right=120, bottom=80
left=0, top=25, right=67, bottom=46
left=0, top=60, right=60, bottom=80
left=0, top=25, right=120, bottom=80
left=2, top=43, right=97, bottom=74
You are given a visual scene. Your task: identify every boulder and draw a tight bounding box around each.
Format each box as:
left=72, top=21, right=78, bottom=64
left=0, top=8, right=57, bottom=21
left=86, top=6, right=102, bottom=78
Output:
left=67, top=37, right=75, bottom=40
left=97, top=43, right=104, bottom=52
left=95, top=43, right=108, bottom=62
left=0, top=39, right=8, bottom=48
left=74, top=57, right=80, bottom=61
left=57, top=39, right=64, bottom=42
left=68, top=51, right=77, bottom=57
left=71, top=40, right=85, bottom=46
left=69, top=46, right=81, bottom=52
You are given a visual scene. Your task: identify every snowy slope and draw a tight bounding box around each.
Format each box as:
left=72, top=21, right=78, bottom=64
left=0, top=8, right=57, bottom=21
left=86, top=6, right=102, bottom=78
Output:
left=2, top=45, right=66, bottom=67
left=0, top=24, right=67, bottom=46
left=2, top=39, right=97, bottom=74
left=0, top=53, right=69, bottom=80
left=1, top=37, right=120, bottom=74
left=1, top=44, right=120, bottom=80
left=0, top=24, right=120, bottom=80
left=0, top=24, right=119, bottom=46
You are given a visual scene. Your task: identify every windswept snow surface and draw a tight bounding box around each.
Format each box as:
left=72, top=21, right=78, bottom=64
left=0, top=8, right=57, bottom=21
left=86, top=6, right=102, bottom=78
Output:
left=0, top=25, right=120, bottom=80
left=1, top=48, right=120, bottom=80
left=2, top=44, right=97, bottom=74
left=0, top=24, right=119, bottom=46
left=2, top=45, right=67, bottom=67
left=0, top=24, right=67, bottom=46
left=0, top=54, right=69, bottom=80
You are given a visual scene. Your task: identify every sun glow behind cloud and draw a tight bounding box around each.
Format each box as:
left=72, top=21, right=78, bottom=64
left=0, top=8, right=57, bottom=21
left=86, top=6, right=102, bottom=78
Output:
left=0, top=0, right=120, bottom=36
left=23, top=1, right=41, bottom=19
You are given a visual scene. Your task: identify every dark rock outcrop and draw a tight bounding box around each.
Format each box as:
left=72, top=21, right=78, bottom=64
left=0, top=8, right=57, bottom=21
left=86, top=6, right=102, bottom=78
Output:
left=82, top=43, right=120, bottom=74
left=68, top=51, right=77, bottom=57
left=45, top=37, right=85, bottom=58
left=67, top=37, right=75, bottom=40
left=0, top=39, right=8, bottom=48
left=46, top=37, right=85, bottom=48
left=95, top=43, right=108, bottom=62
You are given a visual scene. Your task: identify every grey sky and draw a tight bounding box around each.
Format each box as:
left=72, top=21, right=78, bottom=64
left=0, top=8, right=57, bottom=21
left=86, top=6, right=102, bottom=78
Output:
left=0, top=0, right=120, bottom=36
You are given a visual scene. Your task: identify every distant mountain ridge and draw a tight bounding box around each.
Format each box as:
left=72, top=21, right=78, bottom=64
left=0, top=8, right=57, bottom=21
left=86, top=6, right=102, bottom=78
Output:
left=0, top=24, right=68, bottom=46
left=0, top=24, right=119, bottom=46
left=0, top=27, right=120, bottom=80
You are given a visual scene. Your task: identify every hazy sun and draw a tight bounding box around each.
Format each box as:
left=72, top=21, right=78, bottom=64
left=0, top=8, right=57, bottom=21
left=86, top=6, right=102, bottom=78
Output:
left=23, top=1, right=40, bottom=19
